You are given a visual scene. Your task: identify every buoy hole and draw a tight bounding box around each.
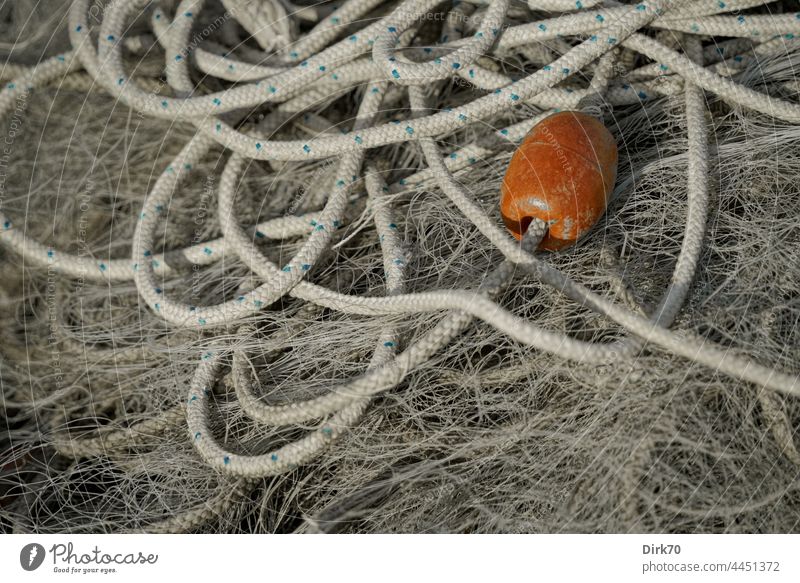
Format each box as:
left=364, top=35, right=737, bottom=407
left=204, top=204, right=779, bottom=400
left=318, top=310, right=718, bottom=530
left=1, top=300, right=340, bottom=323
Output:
left=518, top=215, right=533, bottom=236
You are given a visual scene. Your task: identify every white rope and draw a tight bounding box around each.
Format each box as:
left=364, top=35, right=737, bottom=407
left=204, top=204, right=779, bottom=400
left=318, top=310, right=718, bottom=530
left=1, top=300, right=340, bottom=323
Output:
left=1, top=0, right=799, bottom=485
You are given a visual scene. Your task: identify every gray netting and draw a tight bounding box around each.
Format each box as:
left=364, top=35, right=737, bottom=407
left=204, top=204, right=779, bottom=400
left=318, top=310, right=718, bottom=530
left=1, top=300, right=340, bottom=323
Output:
left=1, top=0, right=799, bottom=533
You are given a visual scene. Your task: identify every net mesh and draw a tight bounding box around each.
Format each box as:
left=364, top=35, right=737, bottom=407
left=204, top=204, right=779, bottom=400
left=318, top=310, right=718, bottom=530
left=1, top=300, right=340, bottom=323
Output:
left=1, top=0, right=799, bottom=533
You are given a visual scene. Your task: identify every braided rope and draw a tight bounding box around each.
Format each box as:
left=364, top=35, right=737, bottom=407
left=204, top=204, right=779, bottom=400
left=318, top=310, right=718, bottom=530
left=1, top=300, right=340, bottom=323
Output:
left=1, top=0, right=799, bottom=496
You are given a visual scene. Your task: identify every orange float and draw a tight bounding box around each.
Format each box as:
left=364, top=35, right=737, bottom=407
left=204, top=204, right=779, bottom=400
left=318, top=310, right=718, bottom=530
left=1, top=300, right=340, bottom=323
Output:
left=500, top=111, right=618, bottom=251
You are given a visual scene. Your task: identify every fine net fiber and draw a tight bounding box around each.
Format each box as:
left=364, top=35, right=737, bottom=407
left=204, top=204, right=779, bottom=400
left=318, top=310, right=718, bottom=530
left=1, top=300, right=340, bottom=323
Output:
left=0, top=0, right=799, bottom=533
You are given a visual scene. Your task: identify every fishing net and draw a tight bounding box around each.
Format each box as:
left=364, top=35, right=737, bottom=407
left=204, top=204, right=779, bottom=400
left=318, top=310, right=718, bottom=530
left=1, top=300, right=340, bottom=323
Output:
left=1, top=0, right=799, bottom=533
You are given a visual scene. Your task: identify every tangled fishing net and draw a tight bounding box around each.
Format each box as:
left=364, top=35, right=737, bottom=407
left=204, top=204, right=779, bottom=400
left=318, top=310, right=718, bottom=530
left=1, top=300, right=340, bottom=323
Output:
left=1, top=0, right=799, bottom=533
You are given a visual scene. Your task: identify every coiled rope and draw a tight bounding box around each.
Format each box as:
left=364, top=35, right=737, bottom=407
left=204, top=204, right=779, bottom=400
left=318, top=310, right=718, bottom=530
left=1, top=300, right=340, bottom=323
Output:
left=1, top=0, right=799, bottom=488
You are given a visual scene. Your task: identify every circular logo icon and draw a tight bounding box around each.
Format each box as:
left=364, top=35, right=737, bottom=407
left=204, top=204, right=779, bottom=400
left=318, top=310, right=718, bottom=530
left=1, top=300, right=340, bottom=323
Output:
left=20, top=543, right=46, bottom=571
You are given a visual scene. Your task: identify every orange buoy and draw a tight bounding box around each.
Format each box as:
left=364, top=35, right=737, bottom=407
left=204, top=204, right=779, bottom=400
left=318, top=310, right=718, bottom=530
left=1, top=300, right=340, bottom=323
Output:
left=500, top=111, right=618, bottom=251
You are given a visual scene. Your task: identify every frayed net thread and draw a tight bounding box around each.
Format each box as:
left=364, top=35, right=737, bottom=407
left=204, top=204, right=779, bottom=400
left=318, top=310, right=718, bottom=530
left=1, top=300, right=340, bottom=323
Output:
left=0, top=0, right=799, bottom=533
